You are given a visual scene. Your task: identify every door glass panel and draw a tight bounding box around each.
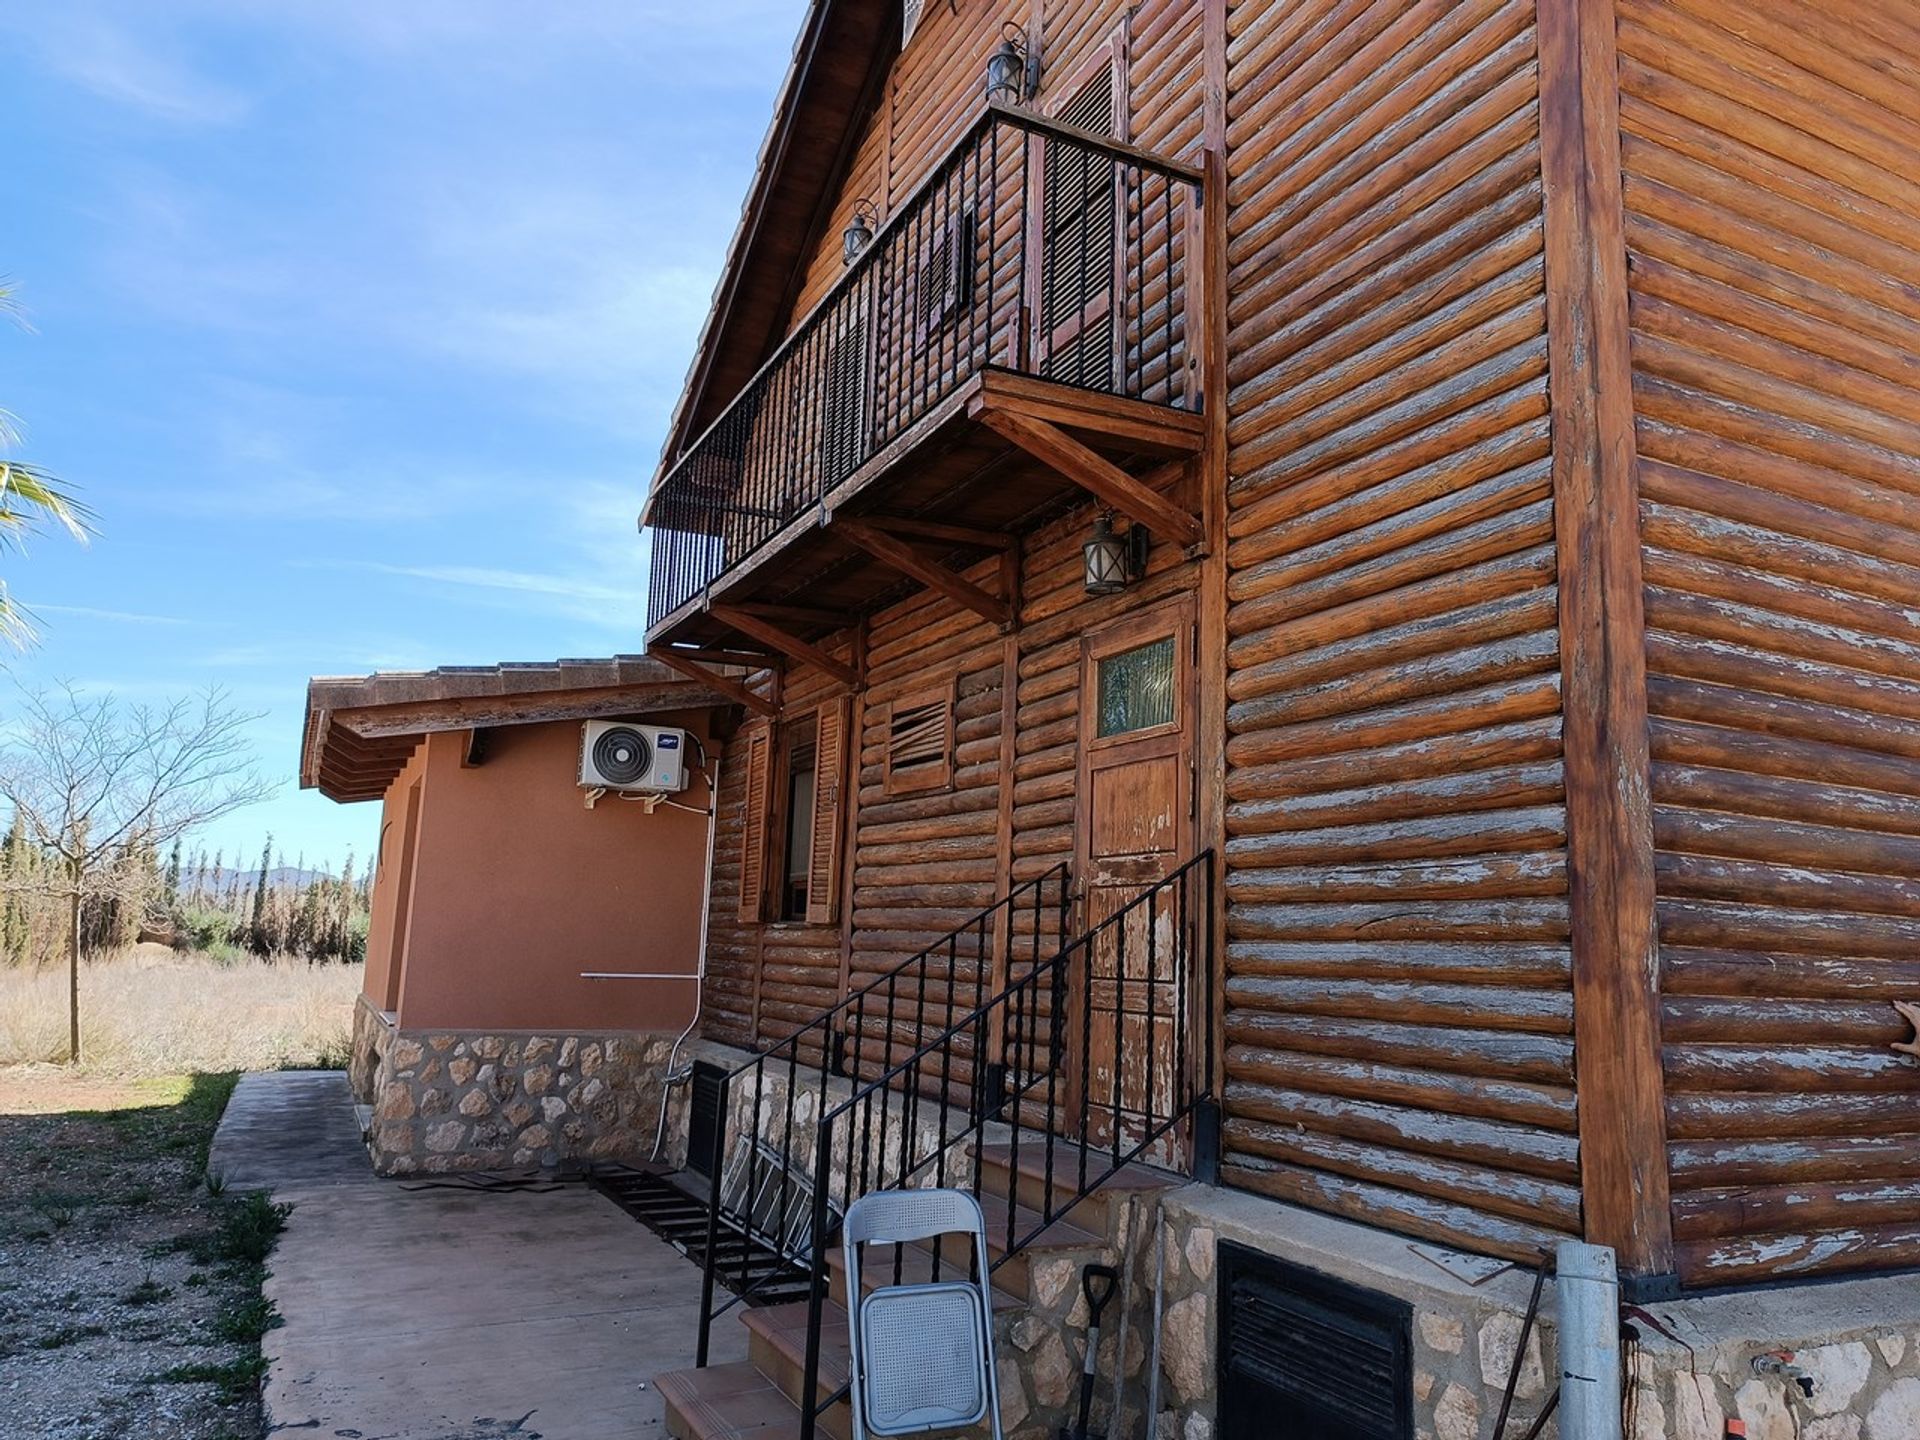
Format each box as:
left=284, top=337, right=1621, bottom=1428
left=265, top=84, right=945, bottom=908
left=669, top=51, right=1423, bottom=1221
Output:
left=1096, top=636, right=1175, bottom=738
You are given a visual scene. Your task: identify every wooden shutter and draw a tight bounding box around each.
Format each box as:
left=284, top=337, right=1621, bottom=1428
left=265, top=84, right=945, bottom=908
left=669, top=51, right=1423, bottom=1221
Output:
left=737, top=723, right=773, bottom=923
left=805, top=697, right=849, bottom=926
left=884, top=682, right=955, bottom=796
left=818, top=314, right=870, bottom=484
left=916, top=211, right=977, bottom=338
left=1035, top=49, right=1122, bottom=388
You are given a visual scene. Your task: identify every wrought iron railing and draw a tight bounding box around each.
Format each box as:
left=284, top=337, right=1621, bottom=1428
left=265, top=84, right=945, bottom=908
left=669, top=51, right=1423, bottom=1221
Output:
left=791, top=851, right=1219, bottom=1440
left=692, top=862, right=1072, bottom=1363
left=646, top=102, right=1204, bottom=632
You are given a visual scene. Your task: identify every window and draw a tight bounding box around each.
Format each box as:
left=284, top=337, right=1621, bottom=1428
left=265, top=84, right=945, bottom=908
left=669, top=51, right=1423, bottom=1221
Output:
left=884, top=682, right=954, bottom=795
left=781, top=717, right=818, bottom=921
left=736, top=698, right=848, bottom=926
left=1096, top=636, right=1175, bottom=738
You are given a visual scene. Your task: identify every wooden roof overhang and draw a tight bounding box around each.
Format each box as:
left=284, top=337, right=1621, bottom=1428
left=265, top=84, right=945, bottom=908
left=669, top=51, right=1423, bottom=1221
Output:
left=651, top=0, right=895, bottom=493
left=300, top=656, right=738, bottom=803
left=644, top=367, right=1206, bottom=665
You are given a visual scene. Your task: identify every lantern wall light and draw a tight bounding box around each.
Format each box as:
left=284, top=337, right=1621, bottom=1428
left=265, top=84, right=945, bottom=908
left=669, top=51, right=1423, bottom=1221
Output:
left=843, top=199, right=878, bottom=266
left=1083, top=512, right=1149, bottom=595
left=985, top=22, right=1041, bottom=107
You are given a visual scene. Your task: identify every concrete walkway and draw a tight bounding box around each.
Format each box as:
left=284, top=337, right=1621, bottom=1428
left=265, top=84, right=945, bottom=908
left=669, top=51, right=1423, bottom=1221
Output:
left=212, top=1071, right=745, bottom=1440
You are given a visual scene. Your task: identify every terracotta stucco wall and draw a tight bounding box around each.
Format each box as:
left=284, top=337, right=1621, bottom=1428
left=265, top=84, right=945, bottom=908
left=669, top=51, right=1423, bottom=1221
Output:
left=361, top=741, right=426, bottom=1013
left=367, top=716, right=712, bottom=1034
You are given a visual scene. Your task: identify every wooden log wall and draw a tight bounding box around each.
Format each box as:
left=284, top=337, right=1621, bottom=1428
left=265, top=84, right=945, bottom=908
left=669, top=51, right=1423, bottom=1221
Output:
left=1216, top=0, right=1580, bottom=1262
left=696, top=0, right=1208, bottom=1061
left=1615, top=0, right=1920, bottom=1286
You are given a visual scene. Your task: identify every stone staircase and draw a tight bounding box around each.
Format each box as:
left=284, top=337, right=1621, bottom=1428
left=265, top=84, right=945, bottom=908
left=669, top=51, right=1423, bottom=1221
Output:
left=656, top=1139, right=1175, bottom=1440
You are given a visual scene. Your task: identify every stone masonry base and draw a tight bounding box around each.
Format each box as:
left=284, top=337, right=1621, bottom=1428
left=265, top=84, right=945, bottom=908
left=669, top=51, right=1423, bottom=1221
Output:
left=1147, top=1185, right=1920, bottom=1440
left=349, top=995, right=676, bottom=1174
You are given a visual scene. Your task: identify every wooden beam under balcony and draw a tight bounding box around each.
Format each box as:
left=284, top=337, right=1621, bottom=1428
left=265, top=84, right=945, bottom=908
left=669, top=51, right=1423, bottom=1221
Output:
left=977, top=408, right=1203, bottom=549
left=832, top=519, right=1012, bottom=628
left=709, top=605, right=862, bottom=688
left=646, top=369, right=1206, bottom=652
left=646, top=646, right=779, bottom=717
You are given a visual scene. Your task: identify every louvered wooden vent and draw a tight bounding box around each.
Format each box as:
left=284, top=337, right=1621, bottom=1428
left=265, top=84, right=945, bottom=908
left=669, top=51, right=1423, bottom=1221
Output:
left=1217, top=1243, right=1412, bottom=1440
left=885, top=684, right=953, bottom=795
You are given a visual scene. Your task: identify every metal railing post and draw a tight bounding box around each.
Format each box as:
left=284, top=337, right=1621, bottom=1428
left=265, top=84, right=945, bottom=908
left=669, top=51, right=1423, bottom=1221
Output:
left=694, top=1069, right=730, bottom=1368
left=800, top=1117, right=835, bottom=1440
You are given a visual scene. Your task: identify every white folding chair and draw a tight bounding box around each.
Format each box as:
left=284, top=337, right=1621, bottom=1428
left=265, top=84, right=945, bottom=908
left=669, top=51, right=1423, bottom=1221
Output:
left=841, top=1188, right=1004, bottom=1440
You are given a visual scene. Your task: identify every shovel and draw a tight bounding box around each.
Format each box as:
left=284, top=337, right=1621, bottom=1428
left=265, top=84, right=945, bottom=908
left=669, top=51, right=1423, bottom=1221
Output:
left=1062, top=1263, right=1121, bottom=1440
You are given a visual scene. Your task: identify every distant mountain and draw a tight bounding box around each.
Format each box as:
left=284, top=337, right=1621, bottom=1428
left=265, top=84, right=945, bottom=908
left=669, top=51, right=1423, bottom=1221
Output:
left=191, top=865, right=339, bottom=896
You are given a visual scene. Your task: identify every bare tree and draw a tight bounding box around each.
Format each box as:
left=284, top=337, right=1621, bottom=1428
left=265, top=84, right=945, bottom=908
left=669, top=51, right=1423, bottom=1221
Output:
left=0, top=683, right=277, bottom=1061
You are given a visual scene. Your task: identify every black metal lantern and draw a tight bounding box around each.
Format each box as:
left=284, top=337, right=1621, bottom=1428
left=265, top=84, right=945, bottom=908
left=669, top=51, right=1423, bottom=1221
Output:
left=842, top=199, right=877, bottom=266
left=985, top=22, right=1039, bottom=107
left=1083, top=512, right=1144, bottom=595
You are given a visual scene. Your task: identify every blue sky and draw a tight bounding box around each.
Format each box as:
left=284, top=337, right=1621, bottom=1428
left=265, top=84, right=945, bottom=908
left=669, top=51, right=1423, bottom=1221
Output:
left=1, top=0, right=797, bottom=871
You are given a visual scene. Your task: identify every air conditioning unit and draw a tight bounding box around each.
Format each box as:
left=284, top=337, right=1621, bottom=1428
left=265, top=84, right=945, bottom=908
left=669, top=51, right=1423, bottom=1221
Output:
left=579, top=721, right=690, bottom=793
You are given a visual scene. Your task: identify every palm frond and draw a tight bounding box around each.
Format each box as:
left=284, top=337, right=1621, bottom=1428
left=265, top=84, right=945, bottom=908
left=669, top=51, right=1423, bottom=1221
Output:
left=0, top=460, right=93, bottom=550
left=0, top=583, right=39, bottom=650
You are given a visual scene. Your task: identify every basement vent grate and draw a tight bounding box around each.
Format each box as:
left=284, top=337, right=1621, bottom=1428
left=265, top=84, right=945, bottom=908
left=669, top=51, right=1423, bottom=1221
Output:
left=685, top=1060, right=727, bottom=1180
left=1216, top=1243, right=1413, bottom=1440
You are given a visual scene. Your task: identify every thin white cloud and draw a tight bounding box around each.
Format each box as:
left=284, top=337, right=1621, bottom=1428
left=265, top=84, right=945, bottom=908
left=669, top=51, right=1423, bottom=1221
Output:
left=15, top=13, right=249, bottom=125
left=307, top=558, right=645, bottom=632
left=31, top=603, right=199, bottom=626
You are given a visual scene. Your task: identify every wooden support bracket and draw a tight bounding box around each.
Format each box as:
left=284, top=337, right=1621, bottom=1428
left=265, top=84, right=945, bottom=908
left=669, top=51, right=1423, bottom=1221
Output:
left=710, top=604, right=862, bottom=689
left=647, top=645, right=779, bottom=717
left=856, top=515, right=1016, bottom=551
left=978, top=407, right=1204, bottom=548
left=834, top=518, right=1012, bottom=628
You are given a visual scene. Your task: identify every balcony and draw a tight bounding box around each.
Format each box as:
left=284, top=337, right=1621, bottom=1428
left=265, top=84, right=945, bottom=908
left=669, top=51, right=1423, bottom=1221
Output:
left=643, top=103, right=1207, bottom=662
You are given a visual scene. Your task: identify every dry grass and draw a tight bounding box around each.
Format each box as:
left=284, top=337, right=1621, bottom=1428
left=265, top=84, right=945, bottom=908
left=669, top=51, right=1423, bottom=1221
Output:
left=0, top=945, right=360, bottom=1077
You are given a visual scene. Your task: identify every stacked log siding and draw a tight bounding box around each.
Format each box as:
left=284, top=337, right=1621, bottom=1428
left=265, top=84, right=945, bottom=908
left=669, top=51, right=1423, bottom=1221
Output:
left=1617, top=0, right=1920, bottom=1285
left=1216, top=0, right=1578, bottom=1261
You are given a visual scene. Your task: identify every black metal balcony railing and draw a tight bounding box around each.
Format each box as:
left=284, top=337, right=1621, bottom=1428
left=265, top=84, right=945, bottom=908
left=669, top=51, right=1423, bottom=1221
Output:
left=646, top=102, right=1204, bottom=632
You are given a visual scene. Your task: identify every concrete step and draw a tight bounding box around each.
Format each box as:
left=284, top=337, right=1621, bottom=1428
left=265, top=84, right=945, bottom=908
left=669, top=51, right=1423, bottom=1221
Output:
left=973, top=1139, right=1178, bottom=1234
left=658, top=1360, right=803, bottom=1440
left=743, top=1301, right=854, bottom=1440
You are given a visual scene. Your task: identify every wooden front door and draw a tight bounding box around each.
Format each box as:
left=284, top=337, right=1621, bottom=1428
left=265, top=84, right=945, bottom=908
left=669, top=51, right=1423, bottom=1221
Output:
left=1071, top=599, right=1194, bottom=1152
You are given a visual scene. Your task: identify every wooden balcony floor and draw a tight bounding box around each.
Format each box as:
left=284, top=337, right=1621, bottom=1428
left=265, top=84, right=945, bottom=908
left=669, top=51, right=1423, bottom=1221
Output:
left=647, top=367, right=1205, bottom=652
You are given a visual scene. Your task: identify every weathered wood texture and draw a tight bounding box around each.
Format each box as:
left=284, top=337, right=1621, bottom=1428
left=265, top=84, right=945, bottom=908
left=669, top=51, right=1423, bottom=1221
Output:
left=1537, top=0, right=1671, bottom=1279
left=1616, top=0, right=1920, bottom=1286
left=1216, top=0, right=1577, bottom=1262
left=696, top=0, right=1208, bottom=1060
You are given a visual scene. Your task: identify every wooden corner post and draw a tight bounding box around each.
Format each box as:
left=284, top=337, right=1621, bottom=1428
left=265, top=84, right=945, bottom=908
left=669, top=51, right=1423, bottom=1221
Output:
left=1537, top=0, right=1674, bottom=1282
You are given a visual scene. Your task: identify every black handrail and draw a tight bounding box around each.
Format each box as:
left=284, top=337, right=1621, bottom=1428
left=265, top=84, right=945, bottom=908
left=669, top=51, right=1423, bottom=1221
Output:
left=691, top=862, right=1072, bottom=1364
left=796, top=850, right=1219, bottom=1440
left=646, top=102, right=1203, bottom=633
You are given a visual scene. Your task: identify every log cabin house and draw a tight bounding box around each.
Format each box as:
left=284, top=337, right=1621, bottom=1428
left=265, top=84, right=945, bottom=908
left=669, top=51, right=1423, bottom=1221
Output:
left=636, top=1, right=1920, bottom=1434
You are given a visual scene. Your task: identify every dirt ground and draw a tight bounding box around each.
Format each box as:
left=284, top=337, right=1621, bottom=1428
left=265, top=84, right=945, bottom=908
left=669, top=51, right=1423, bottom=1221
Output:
left=0, top=1069, right=279, bottom=1439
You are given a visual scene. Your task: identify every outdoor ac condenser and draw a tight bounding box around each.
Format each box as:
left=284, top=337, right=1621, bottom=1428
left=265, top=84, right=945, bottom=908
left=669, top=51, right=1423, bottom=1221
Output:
left=579, top=720, right=690, bottom=793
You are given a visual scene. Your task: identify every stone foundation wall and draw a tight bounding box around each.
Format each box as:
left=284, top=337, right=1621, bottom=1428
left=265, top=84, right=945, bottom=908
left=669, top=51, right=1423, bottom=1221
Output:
left=1140, top=1186, right=1920, bottom=1440
left=357, top=1018, right=676, bottom=1175
left=348, top=994, right=391, bottom=1104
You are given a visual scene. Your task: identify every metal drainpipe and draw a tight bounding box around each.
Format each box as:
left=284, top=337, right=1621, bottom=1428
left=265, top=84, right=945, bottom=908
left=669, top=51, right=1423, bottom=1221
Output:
left=649, top=757, right=721, bottom=1162
left=1555, top=1240, right=1623, bottom=1440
